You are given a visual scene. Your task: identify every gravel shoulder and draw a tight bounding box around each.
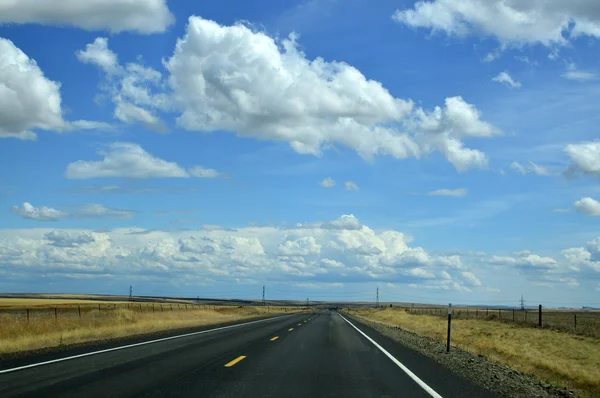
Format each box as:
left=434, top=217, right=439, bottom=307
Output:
left=349, top=313, right=579, bottom=398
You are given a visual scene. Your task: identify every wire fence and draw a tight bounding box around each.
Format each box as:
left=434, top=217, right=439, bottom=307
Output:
left=404, top=306, right=600, bottom=339
left=0, top=302, right=264, bottom=321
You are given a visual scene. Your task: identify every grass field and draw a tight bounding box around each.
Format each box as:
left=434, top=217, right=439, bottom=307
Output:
left=0, top=300, right=303, bottom=356
left=406, top=306, right=600, bottom=339
left=352, top=307, right=600, bottom=398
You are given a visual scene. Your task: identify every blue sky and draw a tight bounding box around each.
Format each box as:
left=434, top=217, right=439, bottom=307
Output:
left=1, top=0, right=600, bottom=307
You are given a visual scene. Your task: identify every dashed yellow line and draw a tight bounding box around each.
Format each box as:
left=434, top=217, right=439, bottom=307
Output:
left=270, top=336, right=279, bottom=341
left=224, top=356, right=246, bottom=367
left=298, top=323, right=302, bottom=326
left=288, top=328, right=294, bottom=331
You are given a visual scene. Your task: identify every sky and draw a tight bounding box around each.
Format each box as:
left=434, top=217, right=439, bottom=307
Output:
left=1, top=0, right=600, bottom=307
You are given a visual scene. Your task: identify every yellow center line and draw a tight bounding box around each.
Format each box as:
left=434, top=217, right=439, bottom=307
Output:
left=298, top=323, right=302, bottom=326
left=288, top=328, right=294, bottom=331
left=224, top=355, right=246, bottom=367
left=270, top=336, right=279, bottom=341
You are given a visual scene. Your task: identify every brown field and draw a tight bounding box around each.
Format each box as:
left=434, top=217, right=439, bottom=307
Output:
left=351, top=307, right=600, bottom=398
left=405, top=306, right=600, bottom=339
left=0, top=300, right=304, bottom=356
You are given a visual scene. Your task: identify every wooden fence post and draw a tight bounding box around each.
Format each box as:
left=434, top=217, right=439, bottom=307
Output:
left=447, top=304, right=452, bottom=353
left=538, top=304, right=542, bottom=327
left=27, top=308, right=30, bottom=322
left=574, top=314, right=577, bottom=330
left=55, top=307, right=58, bottom=320
left=98, top=304, right=101, bottom=313
left=78, top=305, right=81, bottom=319
left=498, top=309, right=501, bottom=319
left=140, top=304, right=142, bottom=312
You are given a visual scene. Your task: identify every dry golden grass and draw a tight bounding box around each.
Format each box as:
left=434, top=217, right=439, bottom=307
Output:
left=0, top=298, right=133, bottom=308
left=352, top=308, right=600, bottom=397
left=0, top=305, right=302, bottom=355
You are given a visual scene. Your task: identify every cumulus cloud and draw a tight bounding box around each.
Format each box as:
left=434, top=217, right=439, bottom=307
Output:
left=0, top=214, right=486, bottom=290
left=488, top=252, right=557, bottom=271
left=0, top=0, right=174, bottom=34
left=427, top=188, right=467, bottom=197
left=11, top=202, right=68, bottom=221
left=160, top=16, right=497, bottom=171
left=76, top=38, right=170, bottom=131
left=574, top=197, right=600, bottom=216
left=344, top=181, right=360, bottom=191
left=65, top=142, right=222, bottom=179
left=393, top=0, right=600, bottom=48
left=0, top=38, right=112, bottom=140
left=565, top=141, right=600, bottom=176
left=492, top=71, right=521, bottom=88
left=321, top=214, right=362, bottom=230
left=461, top=271, right=482, bottom=286
left=320, top=177, right=336, bottom=188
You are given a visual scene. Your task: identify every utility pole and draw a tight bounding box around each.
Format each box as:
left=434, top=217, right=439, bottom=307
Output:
left=520, top=294, right=525, bottom=311
left=262, top=285, right=265, bottom=306
left=376, top=286, right=379, bottom=308
left=129, top=285, right=132, bottom=301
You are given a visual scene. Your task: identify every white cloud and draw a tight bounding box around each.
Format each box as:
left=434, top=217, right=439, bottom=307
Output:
left=0, top=0, right=174, bottom=34
left=75, top=37, right=119, bottom=74
left=528, top=161, right=551, bottom=176
left=492, top=71, right=521, bottom=88
left=66, top=142, right=188, bottom=179
left=0, top=216, right=486, bottom=289
left=565, top=141, right=600, bottom=176
left=12, top=202, right=135, bottom=220
left=65, top=142, right=220, bottom=180
left=0, top=38, right=113, bottom=140
left=510, top=161, right=527, bottom=175
left=278, top=237, right=321, bottom=256
left=461, top=271, right=482, bottom=286
left=320, top=177, right=336, bottom=188
left=488, top=252, right=557, bottom=271
left=188, top=166, right=225, bottom=179
left=344, top=181, right=359, bottom=191
left=393, top=0, right=600, bottom=47
left=427, top=188, right=467, bottom=197
left=76, top=38, right=170, bottom=131
left=11, top=202, right=67, bottom=221
left=574, top=197, right=600, bottom=216
left=161, top=16, right=497, bottom=171
left=510, top=160, right=551, bottom=176
left=562, top=63, right=597, bottom=81
left=321, top=214, right=363, bottom=230
left=73, top=204, right=135, bottom=219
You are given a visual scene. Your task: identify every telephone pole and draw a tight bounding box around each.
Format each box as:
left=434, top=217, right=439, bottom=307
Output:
left=376, top=286, right=379, bottom=308
left=520, top=294, right=525, bottom=311
left=262, top=285, right=265, bottom=306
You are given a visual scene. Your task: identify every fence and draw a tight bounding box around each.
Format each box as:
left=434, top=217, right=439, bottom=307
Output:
left=0, top=302, right=231, bottom=322
left=405, top=306, right=600, bottom=339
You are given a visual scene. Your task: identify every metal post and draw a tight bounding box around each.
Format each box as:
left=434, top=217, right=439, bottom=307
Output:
left=447, top=303, right=452, bottom=353
left=538, top=304, right=542, bottom=327
left=512, top=308, right=515, bottom=322
left=574, top=314, right=577, bottom=330
left=55, top=307, right=57, bottom=320
left=27, top=308, right=30, bottom=322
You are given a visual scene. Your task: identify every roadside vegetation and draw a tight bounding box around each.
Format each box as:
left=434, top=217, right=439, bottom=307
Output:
left=0, top=300, right=301, bottom=356
left=351, top=307, right=600, bottom=397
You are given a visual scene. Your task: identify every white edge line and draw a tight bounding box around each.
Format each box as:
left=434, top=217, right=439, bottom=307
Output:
left=0, top=313, right=297, bottom=375
left=338, top=313, right=443, bottom=398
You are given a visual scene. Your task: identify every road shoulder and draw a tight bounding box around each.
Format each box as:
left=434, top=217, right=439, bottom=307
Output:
left=346, top=312, right=577, bottom=398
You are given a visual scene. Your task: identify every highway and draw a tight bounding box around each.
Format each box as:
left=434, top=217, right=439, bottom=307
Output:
left=0, top=311, right=495, bottom=397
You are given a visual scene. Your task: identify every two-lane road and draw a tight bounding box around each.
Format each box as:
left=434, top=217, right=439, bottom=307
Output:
left=0, top=311, right=495, bottom=397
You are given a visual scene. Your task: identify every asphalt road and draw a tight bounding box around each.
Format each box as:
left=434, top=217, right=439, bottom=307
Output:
left=0, top=311, right=494, bottom=398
